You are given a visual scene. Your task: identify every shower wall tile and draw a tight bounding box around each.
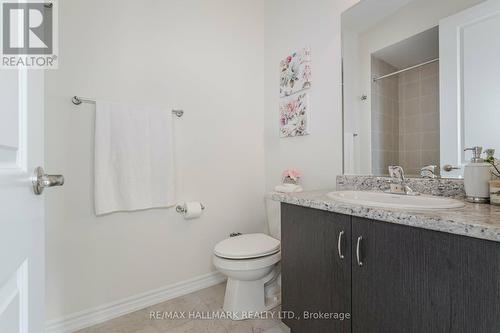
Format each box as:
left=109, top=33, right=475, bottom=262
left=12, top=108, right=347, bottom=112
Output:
left=398, top=61, right=440, bottom=176
left=400, top=81, right=419, bottom=100
left=421, top=61, right=439, bottom=79
left=420, top=94, right=439, bottom=113
left=401, top=98, right=419, bottom=117
left=371, top=58, right=440, bottom=176
left=421, top=131, right=440, bottom=150
left=371, top=56, right=400, bottom=175
left=399, top=68, right=420, bottom=83
left=421, top=75, right=439, bottom=96
left=422, top=149, right=440, bottom=166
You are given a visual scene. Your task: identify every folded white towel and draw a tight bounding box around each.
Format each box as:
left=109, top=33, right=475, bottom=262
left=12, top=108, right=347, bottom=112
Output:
left=274, top=184, right=303, bottom=193
left=94, top=101, right=176, bottom=215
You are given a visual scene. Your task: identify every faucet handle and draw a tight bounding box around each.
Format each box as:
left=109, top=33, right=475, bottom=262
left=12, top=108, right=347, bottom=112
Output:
left=420, top=165, right=437, bottom=179
left=388, top=165, right=405, bottom=180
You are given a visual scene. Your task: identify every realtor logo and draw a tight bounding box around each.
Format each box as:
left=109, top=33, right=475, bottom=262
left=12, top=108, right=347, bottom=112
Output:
left=1, top=0, right=58, bottom=68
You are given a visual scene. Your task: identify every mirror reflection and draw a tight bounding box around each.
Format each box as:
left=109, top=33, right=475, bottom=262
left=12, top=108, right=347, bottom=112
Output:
left=341, top=0, right=498, bottom=178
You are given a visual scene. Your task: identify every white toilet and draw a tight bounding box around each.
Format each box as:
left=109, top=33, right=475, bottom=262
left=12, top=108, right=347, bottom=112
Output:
left=213, top=199, right=281, bottom=316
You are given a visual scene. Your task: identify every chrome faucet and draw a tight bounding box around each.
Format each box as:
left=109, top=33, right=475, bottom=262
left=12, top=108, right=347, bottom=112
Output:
left=388, top=166, right=417, bottom=195
left=420, top=165, right=438, bottom=179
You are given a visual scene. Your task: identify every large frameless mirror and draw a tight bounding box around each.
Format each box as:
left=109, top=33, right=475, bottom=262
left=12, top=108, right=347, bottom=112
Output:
left=341, top=0, right=500, bottom=179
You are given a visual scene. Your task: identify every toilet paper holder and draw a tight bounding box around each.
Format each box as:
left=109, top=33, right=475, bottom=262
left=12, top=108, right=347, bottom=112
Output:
left=175, top=202, right=205, bottom=214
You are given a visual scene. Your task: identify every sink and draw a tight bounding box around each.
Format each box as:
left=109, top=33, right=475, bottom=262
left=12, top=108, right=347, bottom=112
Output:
left=327, top=191, right=465, bottom=210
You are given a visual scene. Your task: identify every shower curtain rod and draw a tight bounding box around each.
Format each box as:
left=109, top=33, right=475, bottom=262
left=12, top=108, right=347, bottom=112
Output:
left=71, top=95, right=184, bottom=118
left=372, top=58, right=439, bottom=82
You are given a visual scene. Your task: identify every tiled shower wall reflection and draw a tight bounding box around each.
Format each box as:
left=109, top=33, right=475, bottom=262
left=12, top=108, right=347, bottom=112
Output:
left=371, top=57, right=440, bottom=176
left=398, top=61, right=440, bottom=175
left=371, top=57, right=399, bottom=175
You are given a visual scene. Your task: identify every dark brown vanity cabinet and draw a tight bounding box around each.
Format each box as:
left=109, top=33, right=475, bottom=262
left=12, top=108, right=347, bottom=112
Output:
left=281, top=203, right=500, bottom=333
left=281, top=204, right=352, bottom=333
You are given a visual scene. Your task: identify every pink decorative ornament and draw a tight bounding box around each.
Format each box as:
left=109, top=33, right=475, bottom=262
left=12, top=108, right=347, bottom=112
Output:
left=282, top=169, right=302, bottom=184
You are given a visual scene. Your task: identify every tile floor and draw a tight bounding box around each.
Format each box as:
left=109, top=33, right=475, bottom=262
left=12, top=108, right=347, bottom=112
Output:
left=76, top=283, right=289, bottom=333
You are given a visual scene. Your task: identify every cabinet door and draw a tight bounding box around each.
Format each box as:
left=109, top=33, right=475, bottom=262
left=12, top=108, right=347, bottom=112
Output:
left=281, top=204, right=351, bottom=333
left=448, top=233, right=500, bottom=332
left=352, top=217, right=453, bottom=333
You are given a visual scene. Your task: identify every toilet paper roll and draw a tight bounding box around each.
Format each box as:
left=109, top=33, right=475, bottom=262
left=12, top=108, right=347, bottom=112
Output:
left=183, top=202, right=203, bottom=220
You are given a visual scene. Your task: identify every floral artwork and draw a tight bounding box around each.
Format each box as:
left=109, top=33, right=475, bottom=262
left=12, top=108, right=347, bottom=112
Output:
left=279, top=93, right=310, bottom=138
left=280, top=48, right=311, bottom=97
left=278, top=47, right=312, bottom=138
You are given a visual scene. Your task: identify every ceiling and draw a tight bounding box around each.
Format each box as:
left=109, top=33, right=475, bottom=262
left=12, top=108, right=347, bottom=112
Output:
left=372, top=26, right=439, bottom=70
left=342, top=0, right=416, bottom=34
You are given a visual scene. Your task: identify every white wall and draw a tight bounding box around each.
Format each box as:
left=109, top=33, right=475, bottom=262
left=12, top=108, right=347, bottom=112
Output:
left=264, top=0, right=359, bottom=191
left=45, top=0, right=265, bottom=321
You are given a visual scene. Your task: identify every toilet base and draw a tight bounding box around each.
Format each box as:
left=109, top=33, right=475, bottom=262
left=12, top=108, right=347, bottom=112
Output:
left=223, top=278, right=281, bottom=320
left=222, top=266, right=281, bottom=320
left=223, top=278, right=265, bottom=316
left=213, top=251, right=281, bottom=320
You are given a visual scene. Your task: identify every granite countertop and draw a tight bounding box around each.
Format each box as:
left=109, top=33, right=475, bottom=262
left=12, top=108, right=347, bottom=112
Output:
left=270, top=190, right=500, bottom=243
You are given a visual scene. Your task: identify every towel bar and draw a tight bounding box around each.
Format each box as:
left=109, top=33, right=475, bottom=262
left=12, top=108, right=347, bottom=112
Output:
left=72, top=95, right=184, bottom=117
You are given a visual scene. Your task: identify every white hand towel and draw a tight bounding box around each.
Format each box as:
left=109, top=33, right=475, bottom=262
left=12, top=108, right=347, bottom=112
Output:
left=274, top=184, right=303, bottom=193
left=94, top=101, right=176, bottom=215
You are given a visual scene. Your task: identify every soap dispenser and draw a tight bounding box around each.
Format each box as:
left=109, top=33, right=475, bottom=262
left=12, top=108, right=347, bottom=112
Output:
left=464, top=146, right=492, bottom=203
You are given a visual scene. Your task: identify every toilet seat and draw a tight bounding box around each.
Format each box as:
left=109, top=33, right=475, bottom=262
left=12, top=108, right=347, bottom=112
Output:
left=214, top=233, right=280, bottom=259
left=213, top=251, right=281, bottom=271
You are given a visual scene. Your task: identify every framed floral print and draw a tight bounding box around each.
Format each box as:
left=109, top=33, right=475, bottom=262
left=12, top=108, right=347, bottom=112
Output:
left=279, top=47, right=312, bottom=97
left=279, top=92, right=310, bottom=138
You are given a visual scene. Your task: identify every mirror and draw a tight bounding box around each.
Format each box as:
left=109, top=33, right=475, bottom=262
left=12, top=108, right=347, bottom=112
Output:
left=341, top=0, right=499, bottom=178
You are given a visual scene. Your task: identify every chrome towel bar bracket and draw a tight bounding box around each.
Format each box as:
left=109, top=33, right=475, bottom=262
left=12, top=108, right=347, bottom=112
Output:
left=72, top=95, right=184, bottom=118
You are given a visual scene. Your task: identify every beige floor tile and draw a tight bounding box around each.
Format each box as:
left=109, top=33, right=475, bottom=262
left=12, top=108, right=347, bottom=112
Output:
left=75, top=283, right=287, bottom=333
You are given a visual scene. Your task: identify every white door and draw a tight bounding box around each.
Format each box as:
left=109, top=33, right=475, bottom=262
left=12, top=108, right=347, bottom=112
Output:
left=0, top=68, right=45, bottom=332
left=440, top=0, right=500, bottom=178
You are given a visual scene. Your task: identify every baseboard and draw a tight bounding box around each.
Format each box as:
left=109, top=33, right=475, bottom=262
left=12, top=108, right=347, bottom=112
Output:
left=45, top=271, right=226, bottom=333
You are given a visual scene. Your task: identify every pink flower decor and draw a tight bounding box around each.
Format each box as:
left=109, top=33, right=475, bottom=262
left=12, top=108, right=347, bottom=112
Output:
left=282, top=169, right=302, bottom=184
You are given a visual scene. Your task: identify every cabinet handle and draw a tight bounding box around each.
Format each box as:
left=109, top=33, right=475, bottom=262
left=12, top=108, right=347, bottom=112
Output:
left=356, top=236, right=363, bottom=267
left=337, top=230, right=345, bottom=259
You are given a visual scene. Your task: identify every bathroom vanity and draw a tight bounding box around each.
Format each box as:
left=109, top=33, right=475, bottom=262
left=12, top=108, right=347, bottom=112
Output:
left=279, top=0, right=500, bottom=330
left=274, top=177, right=500, bottom=333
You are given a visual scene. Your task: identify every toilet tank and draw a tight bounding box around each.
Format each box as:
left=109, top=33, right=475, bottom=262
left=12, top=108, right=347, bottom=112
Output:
left=265, top=198, right=281, bottom=240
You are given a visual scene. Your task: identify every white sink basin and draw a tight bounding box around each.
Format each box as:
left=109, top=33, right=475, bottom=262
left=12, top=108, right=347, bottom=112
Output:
left=327, top=191, right=465, bottom=210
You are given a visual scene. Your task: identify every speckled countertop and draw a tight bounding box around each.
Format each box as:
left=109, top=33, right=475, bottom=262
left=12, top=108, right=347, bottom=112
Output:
left=270, top=177, right=500, bottom=243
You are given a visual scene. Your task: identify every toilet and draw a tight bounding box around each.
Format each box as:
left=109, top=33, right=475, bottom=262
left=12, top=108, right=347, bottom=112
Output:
left=213, top=199, right=281, bottom=317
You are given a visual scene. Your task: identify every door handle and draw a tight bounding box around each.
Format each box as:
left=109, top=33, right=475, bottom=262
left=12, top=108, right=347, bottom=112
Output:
left=443, top=164, right=460, bottom=172
left=33, top=167, right=64, bottom=195
left=337, top=230, right=345, bottom=259
left=356, top=236, right=363, bottom=267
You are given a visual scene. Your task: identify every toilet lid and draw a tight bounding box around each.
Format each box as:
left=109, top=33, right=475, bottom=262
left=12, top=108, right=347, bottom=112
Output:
left=214, top=233, right=280, bottom=259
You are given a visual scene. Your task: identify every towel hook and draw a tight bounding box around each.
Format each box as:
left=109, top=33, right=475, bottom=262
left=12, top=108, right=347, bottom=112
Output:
left=172, top=110, right=184, bottom=117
